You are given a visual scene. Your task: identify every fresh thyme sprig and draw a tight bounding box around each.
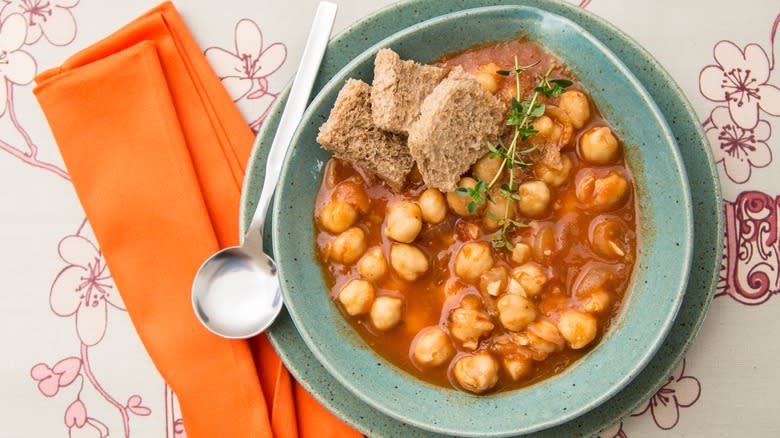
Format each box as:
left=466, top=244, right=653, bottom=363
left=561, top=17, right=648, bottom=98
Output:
left=536, top=76, right=573, bottom=98
left=458, top=57, right=572, bottom=250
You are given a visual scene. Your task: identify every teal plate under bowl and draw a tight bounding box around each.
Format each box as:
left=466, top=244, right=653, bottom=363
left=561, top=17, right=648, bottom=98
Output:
left=241, top=1, right=722, bottom=437
left=266, top=5, right=691, bottom=437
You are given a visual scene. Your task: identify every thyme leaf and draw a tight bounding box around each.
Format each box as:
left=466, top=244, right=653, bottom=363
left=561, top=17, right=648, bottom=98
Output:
left=456, top=178, right=489, bottom=213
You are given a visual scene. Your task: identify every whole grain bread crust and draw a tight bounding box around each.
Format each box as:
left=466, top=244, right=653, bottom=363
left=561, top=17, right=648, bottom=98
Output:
left=371, top=49, right=450, bottom=134
left=408, top=67, right=507, bottom=192
left=316, top=79, right=413, bottom=191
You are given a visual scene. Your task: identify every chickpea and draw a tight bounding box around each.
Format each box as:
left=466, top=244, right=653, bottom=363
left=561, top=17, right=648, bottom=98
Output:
left=550, top=124, right=564, bottom=145
left=541, top=106, right=574, bottom=146
left=503, top=355, right=533, bottom=381
left=526, top=320, right=565, bottom=360
left=517, top=180, right=551, bottom=218
left=501, top=80, right=530, bottom=101
left=490, top=332, right=528, bottom=354
left=452, top=352, right=499, bottom=394
left=449, top=296, right=494, bottom=349
left=580, top=127, right=620, bottom=165
left=329, top=227, right=367, bottom=264
left=358, top=247, right=387, bottom=281
left=389, top=243, right=429, bottom=281
left=332, top=181, right=369, bottom=214
left=576, top=171, right=630, bottom=211
left=454, top=242, right=494, bottom=281
left=419, top=188, right=447, bottom=224
left=558, top=90, right=591, bottom=129
left=472, top=153, right=503, bottom=183
left=511, top=263, right=548, bottom=297
left=506, top=277, right=525, bottom=295
left=557, top=310, right=598, bottom=349
left=511, top=332, right=532, bottom=348
left=535, top=155, right=573, bottom=188
left=497, top=294, right=537, bottom=331
left=529, top=320, right=564, bottom=345
left=479, top=266, right=509, bottom=297
left=473, top=62, right=503, bottom=93
left=385, top=202, right=423, bottom=243
left=525, top=337, right=557, bottom=360
left=319, top=201, right=358, bottom=234
left=412, top=327, right=454, bottom=367
left=489, top=334, right=534, bottom=379
left=583, top=289, right=611, bottom=313
left=447, top=177, right=480, bottom=217
left=483, top=190, right=517, bottom=231
left=370, top=296, right=403, bottom=330
left=590, top=218, right=628, bottom=259
left=337, top=279, right=375, bottom=315
left=474, top=72, right=500, bottom=94
left=511, top=242, right=531, bottom=265
left=532, top=115, right=554, bottom=137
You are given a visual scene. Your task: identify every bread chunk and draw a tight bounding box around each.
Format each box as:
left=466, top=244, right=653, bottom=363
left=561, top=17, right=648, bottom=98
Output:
left=408, top=68, right=506, bottom=192
left=317, top=79, right=413, bottom=191
left=371, top=48, right=450, bottom=134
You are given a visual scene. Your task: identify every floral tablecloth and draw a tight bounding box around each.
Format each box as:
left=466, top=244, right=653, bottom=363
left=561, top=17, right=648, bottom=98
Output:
left=1, top=0, right=778, bottom=437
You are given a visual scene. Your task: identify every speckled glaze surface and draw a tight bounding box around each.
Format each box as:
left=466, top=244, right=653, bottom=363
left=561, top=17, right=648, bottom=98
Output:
left=240, top=1, right=722, bottom=437
left=262, top=5, right=690, bottom=437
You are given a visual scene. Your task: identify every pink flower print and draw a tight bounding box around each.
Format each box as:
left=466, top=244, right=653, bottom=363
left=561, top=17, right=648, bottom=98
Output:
left=0, top=13, right=36, bottom=111
left=633, top=360, right=701, bottom=430
left=244, top=84, right=278, bottom=130
left=173, top=418, right=186, bottom=438
left=125, top=395, right=152, bottom=416
left=205, top=18, right=286, bottom=127
left=65, top=400, right=109, bottom=438
left=64, top=399, right=87, bottom=429
left=717, top=191, right=780, bottom=305
left=50, top=235, right=123, bottom=346
left=1, top=0, right=79, bottom=46
left=599, top=422, right=627, bottom=438
left=30, top=357, right=81, bottom=396
left=206, top=19, right=286, bottom=100
left=700, top=41, right=780, bottom=129
left=706, top=105, right=772, bottom=184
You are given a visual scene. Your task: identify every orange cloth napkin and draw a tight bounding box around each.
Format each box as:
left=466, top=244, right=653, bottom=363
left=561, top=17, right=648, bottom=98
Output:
left=33, top=3, right=360, bottom=438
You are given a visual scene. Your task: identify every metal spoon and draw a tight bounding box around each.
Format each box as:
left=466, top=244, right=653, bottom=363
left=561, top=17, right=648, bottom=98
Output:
left=192, top=1, right=338, bottom=339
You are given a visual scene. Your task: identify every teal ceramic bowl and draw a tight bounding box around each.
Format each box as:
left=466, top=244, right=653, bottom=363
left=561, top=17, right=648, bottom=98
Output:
left=270, top=5, right=692, bottom=437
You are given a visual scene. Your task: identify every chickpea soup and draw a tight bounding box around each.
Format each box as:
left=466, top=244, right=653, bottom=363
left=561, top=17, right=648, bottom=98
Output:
left=314, top=39, right=637, bottom=394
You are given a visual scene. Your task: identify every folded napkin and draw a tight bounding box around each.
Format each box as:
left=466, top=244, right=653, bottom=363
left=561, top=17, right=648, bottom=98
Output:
left=34, top=3, right=359, bottom=437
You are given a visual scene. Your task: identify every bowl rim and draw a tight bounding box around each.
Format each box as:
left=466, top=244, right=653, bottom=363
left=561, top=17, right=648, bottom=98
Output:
left=268, top=4, right=693, bottom=437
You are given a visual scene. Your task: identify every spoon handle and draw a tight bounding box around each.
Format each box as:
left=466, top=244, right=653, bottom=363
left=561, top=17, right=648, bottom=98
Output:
left=245, top=1, right=338, bottom=249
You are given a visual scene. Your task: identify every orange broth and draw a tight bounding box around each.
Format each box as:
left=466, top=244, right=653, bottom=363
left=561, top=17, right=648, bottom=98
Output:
left=314, top=39, right=637, bottom=393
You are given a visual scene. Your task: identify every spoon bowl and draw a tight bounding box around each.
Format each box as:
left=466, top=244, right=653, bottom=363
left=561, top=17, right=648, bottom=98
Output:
left=192, top=247, right=281, bottom=339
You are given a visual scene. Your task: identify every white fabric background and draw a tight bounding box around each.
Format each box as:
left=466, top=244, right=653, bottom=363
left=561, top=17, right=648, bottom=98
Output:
left=1, top=0, right=778, bottom=437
